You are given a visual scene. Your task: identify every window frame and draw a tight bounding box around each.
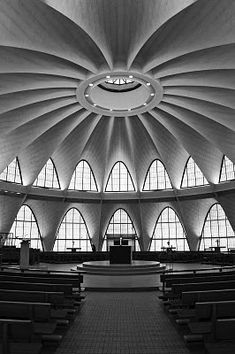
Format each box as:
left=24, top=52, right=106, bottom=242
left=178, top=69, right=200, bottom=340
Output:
left=181, top=156, right=208, bottom=188
left=219, top=155, right=235, bottom=183
left=0, top=157, right=22, bottom=184
left=105, top=161, right=135, bottom=192
left=33, top=158, right=60, bottom=189
left=149, top=207, right=189, bottom=251
left=102, top=208, right=140, bottom=251
left=68, top=160, right=98, bottom=192
left=8, top=204, right=43, bottom=250
left=199, top=203, right=235, bottom=251
left=142, top=159, right=172, bottom=191
left=53, top=207, right=92, bottom=252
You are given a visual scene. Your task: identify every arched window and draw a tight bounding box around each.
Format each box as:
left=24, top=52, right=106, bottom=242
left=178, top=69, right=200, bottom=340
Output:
left=53, top=208, right=92, bottom=252
left=105, top=162, right=135, bottom=192
left=199, top=203, right=235, bottom=251
left=7, top=205, right=42, bottom=250
left=143, top=159, right=172, bottom=190
left=149, top=207, right=189, bottom=251
left=181, top=157, right=209, bottom=188
left=33, top=158, right=60, bottom=188
left=0, top=157, right=22, bottom=184
left=102, top=208, right=140, bottom=251
left=220, top=156, right=235, bottom=182
left=68, top=160, right=97, bottom=191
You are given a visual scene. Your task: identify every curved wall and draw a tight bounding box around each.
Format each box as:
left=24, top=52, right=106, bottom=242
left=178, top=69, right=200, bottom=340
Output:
left=1, top=180, right=234, bottom=251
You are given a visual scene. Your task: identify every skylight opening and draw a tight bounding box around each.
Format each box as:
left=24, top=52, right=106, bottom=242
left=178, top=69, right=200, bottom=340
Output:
left=105, top=77, right=134, bottom=85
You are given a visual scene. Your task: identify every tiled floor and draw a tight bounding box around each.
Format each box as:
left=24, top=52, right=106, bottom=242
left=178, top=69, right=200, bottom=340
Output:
left=55, top=291, right=190, bottom=354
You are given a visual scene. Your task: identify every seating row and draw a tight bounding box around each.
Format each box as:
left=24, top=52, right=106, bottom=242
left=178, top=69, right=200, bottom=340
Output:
left=0, top=268, right=85, bottom=354
left=159, top=267, right=235, bottom=354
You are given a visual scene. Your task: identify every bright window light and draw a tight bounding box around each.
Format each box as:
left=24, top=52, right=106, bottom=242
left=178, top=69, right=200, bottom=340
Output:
left=149, top=207, right=189, bottom=251
left=68, top=160, right=97, bottom=191
left=102, top=208, right=140, bottom=251
left=143, top=160, right=172, bottom=190
left=106, top=162, right=135, bottom=192
left=199, top=203, right=235, bottom=251
left=181, top=157, right=209, bottom=188
left=33, top=158, right=60, bottom=189
left=220, top=156, right=235, bottom=182
left=53, top=208, right=92, bottom=252
left=0, top=157, right=22, bottom=184
left=7, top=205, right=42, bottom=250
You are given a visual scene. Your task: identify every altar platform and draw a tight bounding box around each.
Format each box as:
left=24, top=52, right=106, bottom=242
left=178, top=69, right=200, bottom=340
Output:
left=75, top=260, right=166, bottom=290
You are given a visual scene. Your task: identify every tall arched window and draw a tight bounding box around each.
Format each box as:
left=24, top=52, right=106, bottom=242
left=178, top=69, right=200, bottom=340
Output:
left=68, top=160, right=97, bottom=191
left=7, top=205, right=42, bottom=250
left=53, top=208, right=92, bottom=252
left=102, top=208, right=140, bottom=251
left=181, top=157, right=209, bottom=188
left=0, top=157, right=22, bottom=184
left=149, top=207, right=189, bottom=251
left=143, top=159, right=172, bottom=190
left=105, top=162, right=135, bottom=192
left=33, top=158, right=60, bottom=188
left=199, top=203, right=235, bottom=251
left=220, top=156, right=235, bottom=182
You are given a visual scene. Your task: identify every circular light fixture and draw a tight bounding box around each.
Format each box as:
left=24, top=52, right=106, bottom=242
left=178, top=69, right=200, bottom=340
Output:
left=77, top=72, right=163, bottom=117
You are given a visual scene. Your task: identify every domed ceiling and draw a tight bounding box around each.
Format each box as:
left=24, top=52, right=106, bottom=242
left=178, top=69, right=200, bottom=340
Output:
left=0, top=0, right=234, bottom=192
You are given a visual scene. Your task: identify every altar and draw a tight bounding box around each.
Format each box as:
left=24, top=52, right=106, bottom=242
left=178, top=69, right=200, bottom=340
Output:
left=109, top=245, right=132, bottom=264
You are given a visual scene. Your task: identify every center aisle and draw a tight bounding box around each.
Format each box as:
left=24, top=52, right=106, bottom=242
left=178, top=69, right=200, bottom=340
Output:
left=55, top=291, right=190, bottom=354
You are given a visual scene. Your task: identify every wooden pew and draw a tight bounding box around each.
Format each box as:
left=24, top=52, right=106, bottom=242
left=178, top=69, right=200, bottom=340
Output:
left=0, top=301, right=64, bottom=345
left=0, top=269, right=83, bottom=292
left=0, top=281, right=73, bottom=296
left=160, top=269, right=235, bottom=293
left=172, top=280, right=235, bottom=296
left=0, top=319, right=42, bottom=354
left=187, top=300, right=235, bottom=336
left=165, top=273, right=235, bottom=288
left=0, top=273, right=82, bottom=290
left=0, top=289, right=64, bottom=307
left=182, top=289, right=235, bottom=307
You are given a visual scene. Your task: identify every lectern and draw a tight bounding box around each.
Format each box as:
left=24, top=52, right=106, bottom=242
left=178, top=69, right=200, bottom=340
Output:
left=110, top=245, right=132, bottom=264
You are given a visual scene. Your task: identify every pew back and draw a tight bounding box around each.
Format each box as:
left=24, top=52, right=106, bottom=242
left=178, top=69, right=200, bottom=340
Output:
left=0, top=301, right=51, bottom=322
left=172, top=280, right=235, bottom=295
left=0, top=281, right=73, bottom=295
left=182, top=289, right=235, bottom=306
left=195, top=300, right=235, bottom=320
left=0, top=289, right=64, bottom=306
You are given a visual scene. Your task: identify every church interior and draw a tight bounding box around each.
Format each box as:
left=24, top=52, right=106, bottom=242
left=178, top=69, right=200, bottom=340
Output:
left=0, top=0, right=235, bottom=353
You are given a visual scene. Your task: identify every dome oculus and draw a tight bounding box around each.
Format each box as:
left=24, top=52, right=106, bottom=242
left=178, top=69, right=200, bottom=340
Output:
left=77, top=72, right=163, bottom=116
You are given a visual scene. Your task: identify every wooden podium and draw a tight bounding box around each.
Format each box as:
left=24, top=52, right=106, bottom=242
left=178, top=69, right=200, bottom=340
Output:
left=110, top=246, right=132, bottom=264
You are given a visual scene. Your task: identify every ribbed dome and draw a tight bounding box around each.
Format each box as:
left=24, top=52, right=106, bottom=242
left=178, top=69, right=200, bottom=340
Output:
left=0, top=0, right=234, bottom=190
left=0, top=0, right=234, bottom=251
